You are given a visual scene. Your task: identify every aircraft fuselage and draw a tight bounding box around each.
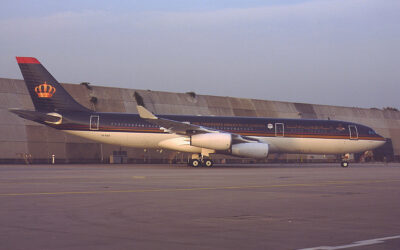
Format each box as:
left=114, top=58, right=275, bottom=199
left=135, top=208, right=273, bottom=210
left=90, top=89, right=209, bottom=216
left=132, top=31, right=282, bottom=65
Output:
left=47, top=111, right=385, bottom=155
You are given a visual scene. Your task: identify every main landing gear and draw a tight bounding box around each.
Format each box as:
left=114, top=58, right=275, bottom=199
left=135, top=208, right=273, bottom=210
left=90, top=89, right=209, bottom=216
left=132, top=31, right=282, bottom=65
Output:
left=188, top=156, right=214, bottom=167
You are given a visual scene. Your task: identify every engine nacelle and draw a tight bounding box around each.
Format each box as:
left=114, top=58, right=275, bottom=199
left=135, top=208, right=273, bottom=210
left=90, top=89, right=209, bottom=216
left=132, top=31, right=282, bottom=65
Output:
left=231, top=143, right=269, bottom=158
left=191, top=133, right=232, bottom=150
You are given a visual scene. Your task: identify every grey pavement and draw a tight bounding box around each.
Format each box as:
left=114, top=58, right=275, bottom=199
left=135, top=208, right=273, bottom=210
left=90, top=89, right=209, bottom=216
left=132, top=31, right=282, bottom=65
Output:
left=0, top=163, right=399, bottom=250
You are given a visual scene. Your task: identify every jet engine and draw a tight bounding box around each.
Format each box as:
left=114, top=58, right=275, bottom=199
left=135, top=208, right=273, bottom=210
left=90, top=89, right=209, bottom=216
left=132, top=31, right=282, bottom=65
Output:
left=191, top=133, right=232, bottom=150
left=231, top=143, right=269, bottom=158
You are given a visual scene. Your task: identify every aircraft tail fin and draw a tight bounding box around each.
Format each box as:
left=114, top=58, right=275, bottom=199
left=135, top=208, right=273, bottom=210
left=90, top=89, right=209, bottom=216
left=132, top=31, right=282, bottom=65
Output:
left=16, top=57, right=90, bottom=113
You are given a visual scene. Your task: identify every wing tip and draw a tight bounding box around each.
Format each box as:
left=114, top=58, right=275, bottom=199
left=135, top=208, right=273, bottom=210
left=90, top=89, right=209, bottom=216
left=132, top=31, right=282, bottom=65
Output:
left=137, top=105, right=157, bottom=119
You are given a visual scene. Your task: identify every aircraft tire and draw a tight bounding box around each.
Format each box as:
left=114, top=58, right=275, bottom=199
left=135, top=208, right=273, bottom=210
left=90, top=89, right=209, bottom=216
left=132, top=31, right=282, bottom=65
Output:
left=203, top=159, right=214, bottom=167
left=341, top=161, right=349, bottom=168
left=189, top=159, right=201, bottom=167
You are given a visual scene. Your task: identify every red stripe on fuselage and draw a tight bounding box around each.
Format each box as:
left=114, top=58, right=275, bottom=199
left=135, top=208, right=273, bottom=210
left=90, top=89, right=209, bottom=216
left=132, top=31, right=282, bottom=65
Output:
left=54, top=125, right=384, bottom=141
left=16, top=57, right=40, bottom=64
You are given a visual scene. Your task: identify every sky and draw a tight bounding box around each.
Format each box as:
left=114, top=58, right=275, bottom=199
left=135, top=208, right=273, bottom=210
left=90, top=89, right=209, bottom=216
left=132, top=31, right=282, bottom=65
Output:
left=0, top=0, right=399, bottom=109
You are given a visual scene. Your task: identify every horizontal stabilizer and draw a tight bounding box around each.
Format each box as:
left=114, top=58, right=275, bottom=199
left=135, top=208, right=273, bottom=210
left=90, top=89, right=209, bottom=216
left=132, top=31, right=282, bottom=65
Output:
left=9, top=109, right=62, bottom=124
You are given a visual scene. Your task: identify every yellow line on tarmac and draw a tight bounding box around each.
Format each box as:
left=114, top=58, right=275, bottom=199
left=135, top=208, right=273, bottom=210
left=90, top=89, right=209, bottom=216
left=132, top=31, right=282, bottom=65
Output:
left=0, top=179, right=398, bottom=197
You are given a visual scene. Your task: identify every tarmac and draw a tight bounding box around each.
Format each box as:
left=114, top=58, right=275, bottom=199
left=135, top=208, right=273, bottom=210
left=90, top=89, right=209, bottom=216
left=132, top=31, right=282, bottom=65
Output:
left=0, top=163, right=399, bottom=250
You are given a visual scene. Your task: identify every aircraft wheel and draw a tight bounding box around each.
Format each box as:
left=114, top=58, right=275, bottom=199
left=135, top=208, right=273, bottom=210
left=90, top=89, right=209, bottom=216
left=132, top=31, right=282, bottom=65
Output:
left=203, top=159, right=214, bottom=167
left=189, top=159, right=201, bottom=167
left=341, top=161, right=349, bottom=168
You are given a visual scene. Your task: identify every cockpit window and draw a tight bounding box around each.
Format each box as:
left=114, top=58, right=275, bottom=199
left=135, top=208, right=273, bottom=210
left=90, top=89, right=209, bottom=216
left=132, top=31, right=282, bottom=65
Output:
left=368, top=129, right=376, bottom=135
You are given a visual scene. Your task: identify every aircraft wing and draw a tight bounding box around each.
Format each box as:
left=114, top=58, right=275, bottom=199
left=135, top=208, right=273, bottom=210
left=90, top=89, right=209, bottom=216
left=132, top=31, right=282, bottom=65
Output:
left=137, top=105, right=215, bottom=134
left=136, top=106, right=258, bottom=143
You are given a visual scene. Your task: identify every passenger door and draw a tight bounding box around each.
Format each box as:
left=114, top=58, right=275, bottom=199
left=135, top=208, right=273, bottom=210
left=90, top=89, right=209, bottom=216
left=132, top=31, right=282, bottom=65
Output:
left=349, top=125, right=358, bottom=140
left=90, top=115, right=99, bottom=130
left=275, top=123, right=284, bottom=137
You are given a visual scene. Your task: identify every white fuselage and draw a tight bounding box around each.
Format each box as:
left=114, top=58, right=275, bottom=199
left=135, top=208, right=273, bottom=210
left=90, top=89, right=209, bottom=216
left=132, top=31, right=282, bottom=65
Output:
left=65, top=130, right=385, bottom=155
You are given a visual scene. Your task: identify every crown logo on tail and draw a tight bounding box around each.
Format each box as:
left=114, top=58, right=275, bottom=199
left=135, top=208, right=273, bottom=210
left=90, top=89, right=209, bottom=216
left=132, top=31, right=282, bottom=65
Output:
left=35, top=82, right=56, bottom=98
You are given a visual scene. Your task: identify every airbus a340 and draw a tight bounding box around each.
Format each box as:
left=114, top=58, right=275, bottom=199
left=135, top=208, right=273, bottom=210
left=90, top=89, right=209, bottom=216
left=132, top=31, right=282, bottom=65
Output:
left=10, top=57, right=386, bottom=167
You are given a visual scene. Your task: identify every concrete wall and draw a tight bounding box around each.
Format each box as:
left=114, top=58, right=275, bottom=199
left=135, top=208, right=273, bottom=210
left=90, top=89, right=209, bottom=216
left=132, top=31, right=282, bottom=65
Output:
left=0, top=77, right=398, bottom=163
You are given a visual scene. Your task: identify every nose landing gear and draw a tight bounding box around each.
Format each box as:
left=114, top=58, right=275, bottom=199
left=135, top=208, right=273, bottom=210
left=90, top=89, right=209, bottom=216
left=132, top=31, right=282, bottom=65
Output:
left=341, top=153, right=350, bottom=168
left=341, top=161, right=349, bottom=168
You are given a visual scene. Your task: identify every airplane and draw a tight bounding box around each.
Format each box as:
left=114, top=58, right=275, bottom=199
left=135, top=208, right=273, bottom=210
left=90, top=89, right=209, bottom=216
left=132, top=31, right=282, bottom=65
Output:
left=9, top=57, right=386, bottom=167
